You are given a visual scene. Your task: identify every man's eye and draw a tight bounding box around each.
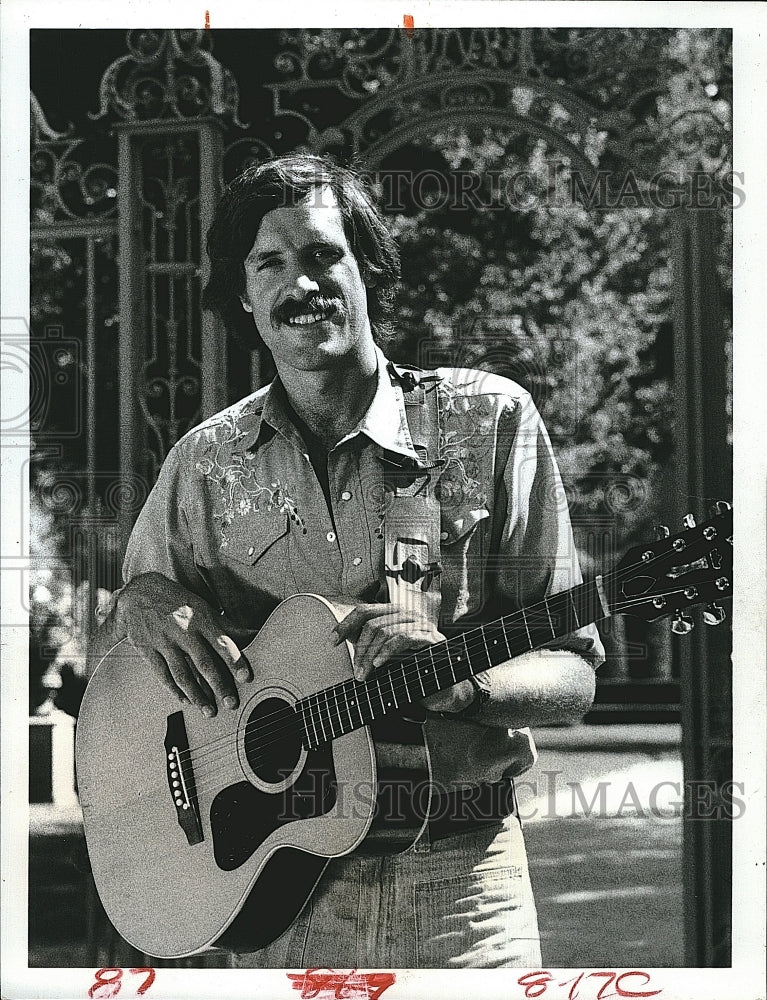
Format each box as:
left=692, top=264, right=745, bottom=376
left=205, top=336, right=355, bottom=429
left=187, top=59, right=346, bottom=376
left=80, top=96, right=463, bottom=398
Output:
left=257, top=259, right=279, bottom=271
left=313, top=248, right=340, bottom=264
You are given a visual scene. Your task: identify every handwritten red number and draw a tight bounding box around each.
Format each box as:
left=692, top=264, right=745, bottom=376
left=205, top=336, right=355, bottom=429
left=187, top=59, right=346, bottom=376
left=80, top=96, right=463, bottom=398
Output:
left=287, top=969, right=395, bottom=1000
left=518, top=971, right=554, bottom=998
left=589, top=972, right=617, bottom=1000
left=557, top=972, right=585, bottom=1000
left=615, top=971, right=662, bottom=997
left=128, top=969, right=156, bottom=996
left=89, top=969, right=155, bottom=999
left=88, top=969, right=122, bottom=998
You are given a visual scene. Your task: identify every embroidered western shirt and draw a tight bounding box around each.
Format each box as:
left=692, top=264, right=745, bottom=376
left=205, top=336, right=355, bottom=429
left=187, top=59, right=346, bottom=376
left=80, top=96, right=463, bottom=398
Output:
left=122, top=347, right=604, bottom=790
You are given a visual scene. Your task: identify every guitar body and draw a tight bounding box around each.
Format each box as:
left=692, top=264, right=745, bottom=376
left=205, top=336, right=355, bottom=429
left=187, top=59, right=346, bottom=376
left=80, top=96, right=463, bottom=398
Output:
left=76, top=594, right=428, bottom=959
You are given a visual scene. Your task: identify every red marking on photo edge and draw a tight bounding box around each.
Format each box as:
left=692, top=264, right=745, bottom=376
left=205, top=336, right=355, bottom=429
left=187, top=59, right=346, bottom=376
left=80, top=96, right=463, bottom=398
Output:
left=403, top=14, right=415, bottom=38
left=205, top=10, right=210, bottom=30
left=287, top=969, right=396, bottom=1000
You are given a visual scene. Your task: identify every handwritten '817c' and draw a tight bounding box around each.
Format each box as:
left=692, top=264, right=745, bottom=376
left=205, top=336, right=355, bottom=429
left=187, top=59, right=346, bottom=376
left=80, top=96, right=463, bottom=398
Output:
left=518, top=970, right=662, bottom=1000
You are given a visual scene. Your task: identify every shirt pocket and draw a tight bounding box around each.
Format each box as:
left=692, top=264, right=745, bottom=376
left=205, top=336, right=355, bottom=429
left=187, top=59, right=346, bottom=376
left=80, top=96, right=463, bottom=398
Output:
left=221, top=513, right=297, bottom=601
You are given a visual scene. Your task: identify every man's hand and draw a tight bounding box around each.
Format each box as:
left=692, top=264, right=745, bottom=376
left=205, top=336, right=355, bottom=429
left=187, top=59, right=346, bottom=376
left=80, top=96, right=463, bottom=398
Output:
left=113, top=572, right=252, bottom=716
left=332, top=604, right=476, bottom=715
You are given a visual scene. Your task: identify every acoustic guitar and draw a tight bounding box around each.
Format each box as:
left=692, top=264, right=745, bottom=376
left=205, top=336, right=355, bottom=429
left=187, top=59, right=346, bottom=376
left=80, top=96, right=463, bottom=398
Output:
left=75, top=504, right=732, bottom=958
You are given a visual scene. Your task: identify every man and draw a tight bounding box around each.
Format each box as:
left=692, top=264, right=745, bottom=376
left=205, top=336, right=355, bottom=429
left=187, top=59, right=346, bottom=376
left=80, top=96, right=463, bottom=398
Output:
left=94, top=154, right=603, bottom=968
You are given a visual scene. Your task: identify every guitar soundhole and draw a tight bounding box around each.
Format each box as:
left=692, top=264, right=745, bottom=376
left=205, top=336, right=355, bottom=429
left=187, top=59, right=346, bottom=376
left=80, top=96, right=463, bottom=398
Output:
left=244, top=697, right=302, bottom=784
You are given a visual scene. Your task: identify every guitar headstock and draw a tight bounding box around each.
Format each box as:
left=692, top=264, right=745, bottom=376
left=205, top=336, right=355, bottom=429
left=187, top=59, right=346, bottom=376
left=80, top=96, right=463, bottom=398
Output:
left=606, top=503, right=732, bottom=632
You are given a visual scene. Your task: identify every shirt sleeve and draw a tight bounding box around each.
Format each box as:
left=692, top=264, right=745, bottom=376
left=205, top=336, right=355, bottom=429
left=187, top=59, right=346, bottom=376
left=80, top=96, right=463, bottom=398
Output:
left=492, top=389, right=606, bottom=669
left=121, top=442, right=219, bottom=607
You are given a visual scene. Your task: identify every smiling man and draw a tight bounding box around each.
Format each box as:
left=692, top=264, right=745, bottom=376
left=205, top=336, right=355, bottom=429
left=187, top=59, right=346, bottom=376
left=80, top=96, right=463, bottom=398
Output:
left=94, top=155, right=604, bottom=968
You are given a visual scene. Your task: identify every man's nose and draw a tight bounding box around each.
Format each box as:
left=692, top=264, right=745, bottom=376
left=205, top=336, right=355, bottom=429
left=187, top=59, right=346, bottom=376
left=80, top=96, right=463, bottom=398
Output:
left=287, top=272, right=320, bottom=297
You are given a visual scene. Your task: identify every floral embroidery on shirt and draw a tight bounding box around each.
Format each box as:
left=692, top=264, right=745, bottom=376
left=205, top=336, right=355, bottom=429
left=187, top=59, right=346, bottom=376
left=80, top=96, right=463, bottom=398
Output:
left=435, top=378, right=494, bottom=513
left=195, top=414, right=305, bottom=547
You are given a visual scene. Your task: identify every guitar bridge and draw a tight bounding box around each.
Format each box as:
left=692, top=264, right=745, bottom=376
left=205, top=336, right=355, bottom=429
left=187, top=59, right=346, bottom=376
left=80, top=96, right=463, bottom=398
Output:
left=165, top=712, right=203, bottom=846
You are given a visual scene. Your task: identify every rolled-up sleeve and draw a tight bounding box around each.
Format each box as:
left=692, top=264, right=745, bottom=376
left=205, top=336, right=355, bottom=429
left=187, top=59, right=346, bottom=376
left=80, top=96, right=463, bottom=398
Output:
left=493, top=389, right=605, bottom=669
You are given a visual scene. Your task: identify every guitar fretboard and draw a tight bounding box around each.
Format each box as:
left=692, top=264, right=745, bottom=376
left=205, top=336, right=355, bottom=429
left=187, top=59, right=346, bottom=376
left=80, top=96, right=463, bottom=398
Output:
left=298, top=579, right=603, bottom=750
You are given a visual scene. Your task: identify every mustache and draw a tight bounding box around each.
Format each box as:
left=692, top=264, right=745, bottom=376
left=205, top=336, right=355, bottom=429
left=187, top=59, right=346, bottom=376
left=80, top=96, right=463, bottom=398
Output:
left=275, top=294, right=344, bottom=324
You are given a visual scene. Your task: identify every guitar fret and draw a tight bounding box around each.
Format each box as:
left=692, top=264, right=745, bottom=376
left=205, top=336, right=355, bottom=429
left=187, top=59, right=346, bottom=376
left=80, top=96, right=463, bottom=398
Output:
left=399, top=662, right=410, bottom=705
left=429, top=646, right=447, bottom=689
left=415, top=656, right=426, bottom=697
left=324, top=687, right=337, bottom=740
left=373, top=676, right=386, bottom=716
left=388, top=671, right=399, bottom=710
left=348, top=683, right=365, bottom=729
left=428, top=652, right=440, bottom=693
left=443, top=642, right=458, bottom=683
left=569, top=592, right=581, bottom=628
left=520, top=607, right=532, bottom=648
left=314, top=694, right=328, bottom=744
left=498, top=618, right=512, bottom=660
left=481, top=628, right=491, bottom=669
left=544, top=598, right=555, bottom=637
left=363, top=680, right=374, bottom=722
left=299, top=699, right=312, bottom=748
left=306, top=697, right=319, bottom=748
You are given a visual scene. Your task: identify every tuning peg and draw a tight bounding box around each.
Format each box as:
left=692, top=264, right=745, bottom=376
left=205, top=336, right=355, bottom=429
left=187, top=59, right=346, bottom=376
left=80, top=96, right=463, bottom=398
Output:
left=703, top=604, right=727, bottom=626
left=671, top=611, right=695, bottom=635
left=709, top=500, right=731, bottom=517
left=654, top=524, right=670, bottom=539
left=682, top=513, right=697, bottom=529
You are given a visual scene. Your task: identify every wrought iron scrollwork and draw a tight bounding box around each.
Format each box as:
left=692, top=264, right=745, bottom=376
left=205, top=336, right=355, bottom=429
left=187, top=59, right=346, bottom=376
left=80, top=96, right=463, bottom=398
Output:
left=90, top=29, right=246, bottom=125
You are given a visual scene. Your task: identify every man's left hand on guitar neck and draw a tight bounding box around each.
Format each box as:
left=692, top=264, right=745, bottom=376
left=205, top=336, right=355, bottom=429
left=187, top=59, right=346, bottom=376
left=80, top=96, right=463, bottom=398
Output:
left=332, top=603, right=477, bottom=715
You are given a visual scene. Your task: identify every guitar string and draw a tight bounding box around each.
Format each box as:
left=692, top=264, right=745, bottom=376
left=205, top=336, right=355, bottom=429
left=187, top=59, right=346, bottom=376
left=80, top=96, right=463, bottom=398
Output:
left=172, top=531, right=731, bottom=777
left=169, top=571, right=728, bottom=801
left=181, top=527, right=731, bottom=772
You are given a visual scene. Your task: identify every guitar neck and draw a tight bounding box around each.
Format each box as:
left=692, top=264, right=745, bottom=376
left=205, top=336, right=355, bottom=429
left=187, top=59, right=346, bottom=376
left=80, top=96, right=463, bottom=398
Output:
left=299, top=578, right=607, bottom=750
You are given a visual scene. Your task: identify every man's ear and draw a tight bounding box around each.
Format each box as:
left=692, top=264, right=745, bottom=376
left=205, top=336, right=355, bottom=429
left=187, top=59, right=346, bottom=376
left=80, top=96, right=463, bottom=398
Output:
left=240, top=296, right=253, bottom=314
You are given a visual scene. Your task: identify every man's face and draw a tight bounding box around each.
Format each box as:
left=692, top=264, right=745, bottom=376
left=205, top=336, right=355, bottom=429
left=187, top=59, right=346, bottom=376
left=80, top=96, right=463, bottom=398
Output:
left=240, top=187, right=374, bottom=372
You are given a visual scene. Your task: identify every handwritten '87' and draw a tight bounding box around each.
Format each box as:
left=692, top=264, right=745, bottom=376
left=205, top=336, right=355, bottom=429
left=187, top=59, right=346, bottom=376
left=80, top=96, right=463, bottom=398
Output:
left=88, top=968, right=156, bottom=998
left=518, top=970, right=662, bottom=1000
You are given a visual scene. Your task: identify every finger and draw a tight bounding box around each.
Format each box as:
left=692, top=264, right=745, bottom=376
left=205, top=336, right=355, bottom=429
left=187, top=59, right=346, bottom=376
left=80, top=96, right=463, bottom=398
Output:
left=190, top=662, right=217, bottom=707
left=333, top=605, right=410, bottom=644
left=180, top=633, right=240, bottom=710
left=371, top=630, right=432, bottom=670
left=164, top=646, right=215, bottom=716
left=133, top=644, right=188, bottom=704
left=198, top=618, right=251, bottom=684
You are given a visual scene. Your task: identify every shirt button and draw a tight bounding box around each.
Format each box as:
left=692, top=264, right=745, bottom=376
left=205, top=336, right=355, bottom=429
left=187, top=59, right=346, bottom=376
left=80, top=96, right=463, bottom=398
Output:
left=247, top=546, right=255, bottom=556
left=326, top=531, right=336, bottom=543
left=341, top=490, right=352, bottom=501
left=440, top=531, right=449, bottom=541
left=352, top=557, right=362, bottom=566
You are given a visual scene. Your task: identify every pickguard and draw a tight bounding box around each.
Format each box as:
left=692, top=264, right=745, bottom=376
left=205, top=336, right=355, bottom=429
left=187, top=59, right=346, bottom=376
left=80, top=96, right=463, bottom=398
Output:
left=210, top=744, right=337, bottom=871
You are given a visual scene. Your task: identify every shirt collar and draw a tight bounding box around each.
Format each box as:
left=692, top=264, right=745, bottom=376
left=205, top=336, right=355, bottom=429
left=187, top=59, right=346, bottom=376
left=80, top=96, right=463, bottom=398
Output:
left=352, top=346, right=423, bottom=465
left=239, top=346, right=425, bottom=467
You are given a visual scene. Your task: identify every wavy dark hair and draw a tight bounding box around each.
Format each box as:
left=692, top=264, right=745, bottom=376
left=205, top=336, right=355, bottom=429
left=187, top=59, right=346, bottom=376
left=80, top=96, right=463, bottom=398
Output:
left=202, top=154, right=401, bottom=351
